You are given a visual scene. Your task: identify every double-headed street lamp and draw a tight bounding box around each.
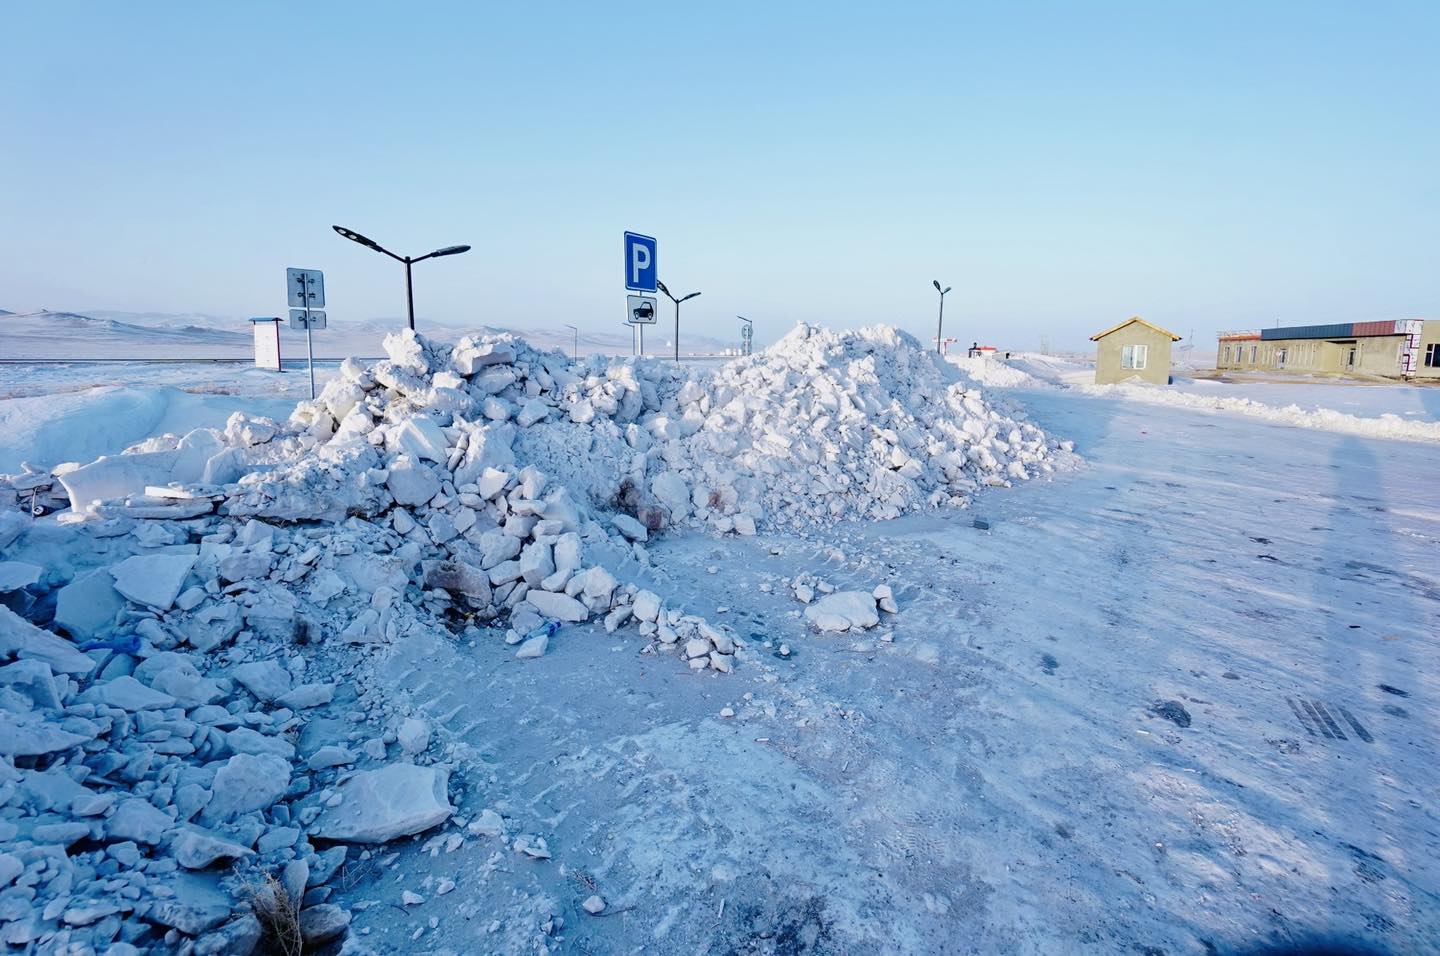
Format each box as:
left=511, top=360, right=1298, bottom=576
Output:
left=332, top=225, right=471, bottom=331
left=656, top=281, right=700, bottom=361
left=932, top=279, right=952, bottom=355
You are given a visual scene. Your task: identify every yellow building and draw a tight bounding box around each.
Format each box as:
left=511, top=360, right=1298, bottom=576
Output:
left=1089, top=317, right=1181, bottom=385
left=1217, top=320, right=1438, bottom=379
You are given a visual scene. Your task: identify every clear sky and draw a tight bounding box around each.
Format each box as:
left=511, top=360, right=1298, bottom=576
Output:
left=3, top=1, right=1436, bottom=351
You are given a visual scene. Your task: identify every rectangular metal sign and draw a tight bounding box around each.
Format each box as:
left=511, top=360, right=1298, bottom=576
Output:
left=289, top=309, right=327, bottom=330
left=623, top=232, right=657, bottom=292
left=250, top=318, right=281, bottom=371
left=286, top=268, right=325, bottom=308
left=626, top=295, right=657, bottom=325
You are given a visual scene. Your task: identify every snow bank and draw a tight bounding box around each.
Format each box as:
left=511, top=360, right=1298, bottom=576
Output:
left=948, top=354, right=1045, bottom=389
left=952, top=349, right=1440, bottom=445
left=1005, top=352, right=1094, bottom=386
left=1081, top=381, right=1440, bottom=444
left=0, top=385, right=297, bottom=474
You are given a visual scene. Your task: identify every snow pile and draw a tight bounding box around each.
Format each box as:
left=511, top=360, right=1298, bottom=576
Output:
left=0, top=323, right=1071, bottom=951
left=947, top=354, right=1044, bottom=389
left=649, top=324, right=1068, bottom=529
left=1005, top=352, right=1093, bottom=386
left=1081, top=381, right=1440, bottom=444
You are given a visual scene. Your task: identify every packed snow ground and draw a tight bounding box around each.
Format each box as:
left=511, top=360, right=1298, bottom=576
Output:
left=326, top=383, right=1439, bottom=954
left=1, top=332, right=1436, bottom=953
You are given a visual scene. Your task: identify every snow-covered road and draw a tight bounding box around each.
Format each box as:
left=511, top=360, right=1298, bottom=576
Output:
left=332, top=386, right=1440, bottom=954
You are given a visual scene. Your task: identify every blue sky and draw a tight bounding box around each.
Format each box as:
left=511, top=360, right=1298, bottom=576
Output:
left=3, top=1, right=1436, bottom=350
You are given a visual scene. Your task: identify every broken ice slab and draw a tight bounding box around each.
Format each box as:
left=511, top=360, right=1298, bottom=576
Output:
left=96, top=498, right=215, bottom=520
left=310, top=764, right=454, bottom=843
left=143, top=483, right=225, bottom=500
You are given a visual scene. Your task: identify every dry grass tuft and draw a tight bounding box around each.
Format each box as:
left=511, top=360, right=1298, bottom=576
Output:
left=237, top=871, right=302, bottom=956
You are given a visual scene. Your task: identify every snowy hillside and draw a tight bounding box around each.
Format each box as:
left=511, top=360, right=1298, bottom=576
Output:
left=1, top=310, right=252, bottom=359
left=79, top=310, right=242, bottom=331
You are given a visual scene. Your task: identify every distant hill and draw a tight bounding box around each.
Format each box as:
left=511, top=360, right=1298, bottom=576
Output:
left=1, top=310, right=252, bottom=360
left=81, top=310, right=243, bottom=331
left=5, top=309, right=739, bottom=360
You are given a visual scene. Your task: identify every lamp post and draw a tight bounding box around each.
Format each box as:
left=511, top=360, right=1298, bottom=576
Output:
left=332, top=225, right=470, bottom=331
left=656, top=281, right=700, bottom=361
left=932, top=280, right=952, bottom=355
left=564, top=324, right=578, bottom=362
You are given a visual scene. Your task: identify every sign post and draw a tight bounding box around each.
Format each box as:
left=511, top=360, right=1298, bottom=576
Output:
left=624, top=232, right=657, bottom=357
left=286, top=268, right=325, bottom=399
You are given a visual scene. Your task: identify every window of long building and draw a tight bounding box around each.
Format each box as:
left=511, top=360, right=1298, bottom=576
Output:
left=1426, top=343, right=1440, bottom=367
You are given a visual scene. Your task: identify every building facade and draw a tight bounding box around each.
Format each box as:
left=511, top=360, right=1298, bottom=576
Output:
left=1217, top=320, right=1440, bottom=379
left=1090, top=317, right=1181, bottom=385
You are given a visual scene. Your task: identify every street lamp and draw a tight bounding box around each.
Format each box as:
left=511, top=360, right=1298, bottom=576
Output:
left=564, top=324, right=578, bottom=362
left=932, top=280, right=952, bottom=355
left=656, top=280, right=700, bottom=361
left=332, top=225, right=470, bottom=331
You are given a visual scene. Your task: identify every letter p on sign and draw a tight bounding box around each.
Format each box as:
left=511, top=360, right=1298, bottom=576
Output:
left=623, top=231, right=658, bottom=292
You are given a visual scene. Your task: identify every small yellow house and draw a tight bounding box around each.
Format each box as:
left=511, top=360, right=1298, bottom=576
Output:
left=1090, top=316, right=1181, bottom=385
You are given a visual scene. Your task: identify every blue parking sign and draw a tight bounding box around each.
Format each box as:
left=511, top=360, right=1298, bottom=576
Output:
left=624, top=231, right=657, bottom=292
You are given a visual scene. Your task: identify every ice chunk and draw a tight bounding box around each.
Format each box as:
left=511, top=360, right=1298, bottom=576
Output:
left=231, top=660, right=293, bottom=702
left=54, top=567, right=126, bottom=642
left=515, top=633, right=549, bottom=658
left=612, top=514, right=648, bottom=541
left=0, top=605, right=95, bottom=674
left=109, top=553, right=196, bottom=610
left=389, top=416, right=449, bottom=463
left=397, top=717, right=431, bottom=756
left=172, top=826, right=253, bottom=869
left=525, top=591, right=588, bottom=622
left=517, top=399, right=551, bottom=427
left=651, top=472, right=690, bottom=520
left=311, top=764, right=453, bottom=843
left=386, top=456, right=440, bottom=507
left=803, top=590, right=881, bottom=632
left=79, top=675, right=176, bottom=711
left=58, top=450, right=176, bottom=511
left=0, top=561, right=42, bottom=592
left=451, top=337, right=515, bottom=374
left=106, top=797, right=173, bottom=844
left=632, top=590, right=661, bottom=622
